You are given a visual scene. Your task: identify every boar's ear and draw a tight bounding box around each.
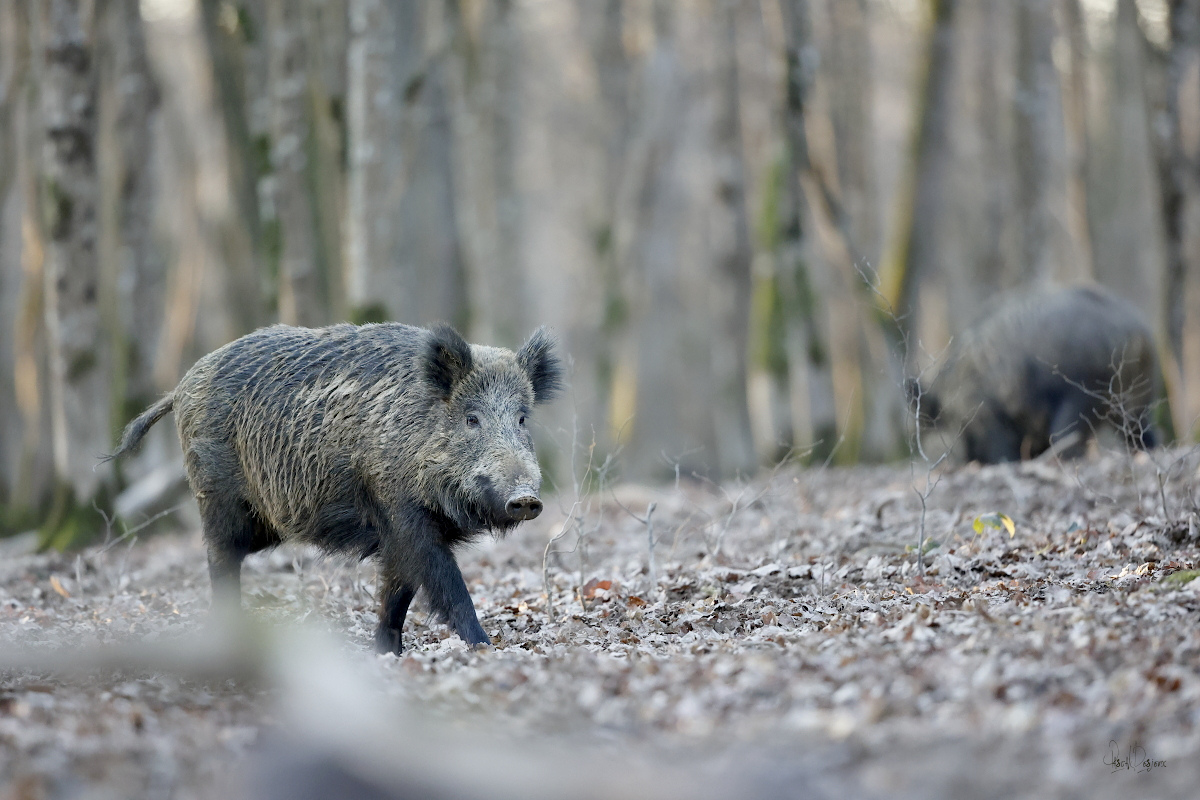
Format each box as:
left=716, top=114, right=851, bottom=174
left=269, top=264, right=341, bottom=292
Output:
left=517, top=326, right=563, bottom=404
left=424, top=324, right=474, bottom=399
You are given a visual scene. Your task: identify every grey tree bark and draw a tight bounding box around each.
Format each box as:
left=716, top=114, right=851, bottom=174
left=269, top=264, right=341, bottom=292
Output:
left=38, top=0, right=112, bottom=510
left=1014, top=0, right=1084, bottom=283
left=0, top=1, right=32, bottom=516
left=266, top=0, right=326, bottom=326
left=617, top=2, right=756, bottom=480
left=344, top=0, right=465, bottom=328
left=779, top=0, right=838, bottom=463
left=708, top=1, right=757, bottom=476
left=1090, top=0, right=1165, bottom=322
left=444, top=0, right=526, bottom=346
left=1154, top=0, right=1200, bottom=437
left=103, top=0, right=162, bottom=412
left=882, top=0, right=959, bottom=353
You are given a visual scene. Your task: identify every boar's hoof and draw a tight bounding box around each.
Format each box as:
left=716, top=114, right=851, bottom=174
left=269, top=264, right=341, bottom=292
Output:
left=470, top=641, right=494, bottom=653
left=374, top=627, right=403, bottom=656
left=505, top=493, right=543, bottom=521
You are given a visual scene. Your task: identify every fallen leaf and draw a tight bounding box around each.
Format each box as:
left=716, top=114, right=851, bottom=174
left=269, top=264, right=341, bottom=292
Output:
left=974, top=512, right=1016, bottom=538
left=582, top=579, right=612, bottom=599
left=49, top=576, right=70, bottom=599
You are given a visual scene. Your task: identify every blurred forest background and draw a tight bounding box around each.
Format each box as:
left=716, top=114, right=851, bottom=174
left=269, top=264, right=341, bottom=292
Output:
left=3, top=0, right=1200, bottom=547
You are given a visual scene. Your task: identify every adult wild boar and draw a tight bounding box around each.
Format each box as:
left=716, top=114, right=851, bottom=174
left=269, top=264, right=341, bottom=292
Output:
left=109, top=323, right=561, bottom=654
left=906, top=285, right=1161, bottom=463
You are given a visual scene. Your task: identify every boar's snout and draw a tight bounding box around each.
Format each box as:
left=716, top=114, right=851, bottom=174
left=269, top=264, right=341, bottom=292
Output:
left=505, top=491, right=542, bottom=521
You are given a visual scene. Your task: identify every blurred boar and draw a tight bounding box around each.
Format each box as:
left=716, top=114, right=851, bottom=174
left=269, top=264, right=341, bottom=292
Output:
left=906, top=285, right=1161, bottom=463
left=109, top=323, right=562, bottom=654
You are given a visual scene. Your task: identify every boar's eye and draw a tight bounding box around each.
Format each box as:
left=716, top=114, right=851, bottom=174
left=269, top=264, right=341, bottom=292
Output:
left=518, top=414, right=526, bottom=427
left=466, top=412, right=480, bottom=428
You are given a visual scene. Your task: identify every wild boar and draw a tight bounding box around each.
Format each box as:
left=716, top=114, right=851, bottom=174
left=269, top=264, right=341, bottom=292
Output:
left=109, top=323, right=562, bottom=654
left=906, top=285, right=1161, bottom=463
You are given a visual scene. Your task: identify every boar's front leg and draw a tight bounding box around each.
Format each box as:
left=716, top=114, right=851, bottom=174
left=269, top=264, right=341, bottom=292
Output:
left=1048, top=389, right=1094, bottom=459
left=419, top=544, right=490, bottom=648
left=376, top=506, right=490, bottom=653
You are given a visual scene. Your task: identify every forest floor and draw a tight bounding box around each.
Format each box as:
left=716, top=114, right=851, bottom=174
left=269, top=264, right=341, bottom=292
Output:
left=2, top=448, right=1200, bottom=799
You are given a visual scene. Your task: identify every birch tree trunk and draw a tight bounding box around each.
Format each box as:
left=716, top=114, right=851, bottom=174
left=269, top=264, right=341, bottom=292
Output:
left=39, top=0, right=112, bottom=517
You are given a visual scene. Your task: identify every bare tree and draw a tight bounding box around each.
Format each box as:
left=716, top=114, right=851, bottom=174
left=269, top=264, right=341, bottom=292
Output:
left=1152, top=0, right=1200, bottom=439
left=266, top=0, right=327, bottom=326
left=1014, top=0, right=1086, bottom=283
left=880, top=0, right=959, bottom=351
left=0, top=1, right=35, bottom=522
left=615, top=2, right=757, bottom=480
left=778, top=0, right=838, bottom=461
left=1090, top=0, right=1166, bottom=321
left=102, top=0, right=162, bottom=412
left=1059, top=0, right=1095, bottom=279
left=444, top=0, right=526, bottom=346
left=344, top=0, right=465, bottom=327
left=38, top=0, right=113, bottom=526
left=708, top=1, right=757, bottom=476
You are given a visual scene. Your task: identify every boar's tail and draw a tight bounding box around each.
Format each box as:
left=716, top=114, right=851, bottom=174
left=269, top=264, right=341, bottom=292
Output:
left=103, top=393, right=175, bottom=462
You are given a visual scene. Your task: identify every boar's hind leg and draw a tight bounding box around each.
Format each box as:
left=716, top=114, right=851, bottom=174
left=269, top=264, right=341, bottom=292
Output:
left=200, top=496, right=280, bottom=611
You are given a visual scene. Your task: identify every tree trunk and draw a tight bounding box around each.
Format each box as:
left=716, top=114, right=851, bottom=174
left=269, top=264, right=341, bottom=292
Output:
left=1091, top=0, right=1165, bottom=322
left=345, top=0, right=465, bottom=328
left=444, top=0, right=526, bottom=345
left=708, top=1, right=757, bottom=476
left=779, top=0, right=838, bottom=463
left=1014, top=0, right=1083, bottom=283
left=615, top=2, right=757, bottom=480
left=103, top=0, right=162, bottom=414
left=199, top=0, right=267, bottom=334
left=0, top=1, right=34, bottom=519
left=1155, top=0, right=1200, bottom=438
left=39, top=0, right=112, bottom=515
left=1060, top=0, right=1095, bottom=280
left=266, top=0, right=326, bottom=326
left=881, top=0, right=959, bottom=354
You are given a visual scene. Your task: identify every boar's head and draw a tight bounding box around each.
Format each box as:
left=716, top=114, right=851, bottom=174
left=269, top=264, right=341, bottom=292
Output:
left=420, top=324, right=562, bottom=532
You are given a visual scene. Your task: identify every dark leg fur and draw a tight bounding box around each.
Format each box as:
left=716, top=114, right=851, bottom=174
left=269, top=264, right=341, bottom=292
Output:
left=374, top=581, right=416, bottom=655
left=375, top=505, right=490, bottom=651
left=1048, top=393, right=1094, bottom=459
left=419, top=545, right=490, bottom=647
left=199, top=495, right=281, bottom=611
